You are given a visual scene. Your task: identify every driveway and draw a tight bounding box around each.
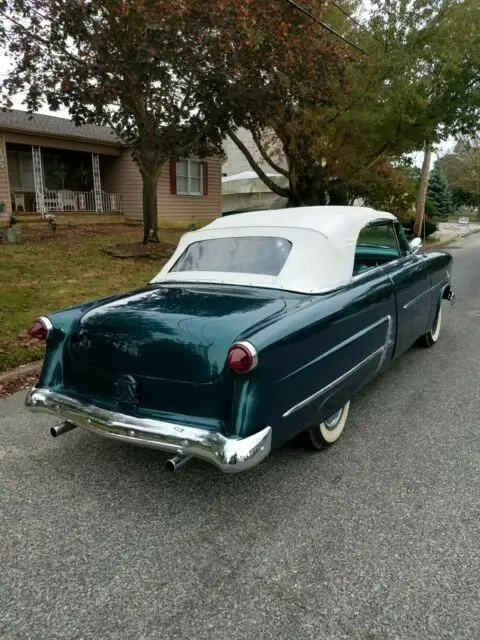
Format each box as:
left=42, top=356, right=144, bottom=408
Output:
left=1, top=235, right=479, bottom=640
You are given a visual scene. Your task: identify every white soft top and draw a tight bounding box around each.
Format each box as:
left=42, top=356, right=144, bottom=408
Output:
left=151, top=206, right=397, bottom=294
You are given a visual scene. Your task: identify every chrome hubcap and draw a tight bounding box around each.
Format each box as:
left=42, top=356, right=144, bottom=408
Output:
left=324, top=408, right=343, bottom=430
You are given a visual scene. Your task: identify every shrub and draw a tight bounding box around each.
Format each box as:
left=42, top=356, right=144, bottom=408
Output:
left=424, top=198, right=437, bottom=218
left=402, top=216, right=438, bottom=239
left=398, top=206, right=438, bottom=239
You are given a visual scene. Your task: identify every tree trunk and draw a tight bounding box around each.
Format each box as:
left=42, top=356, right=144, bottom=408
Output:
left=287, top=191, right=327, bottom=207
left=327, top=186, right=349, bottom=205
left=288, top=176, right=327, bottom=207
left=414, top=144, right=432, bottom=237
left=141, top=171, right=161, bottom=244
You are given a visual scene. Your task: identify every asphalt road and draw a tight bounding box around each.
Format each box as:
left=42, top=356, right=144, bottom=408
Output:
left=1, top=234, right=479, bottom=640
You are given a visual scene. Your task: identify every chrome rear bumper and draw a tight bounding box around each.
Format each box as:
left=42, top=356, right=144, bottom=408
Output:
left=25, top=387, right=272, bottom=473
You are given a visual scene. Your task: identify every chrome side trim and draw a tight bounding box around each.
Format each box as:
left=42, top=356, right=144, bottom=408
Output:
left=383, top=256, right=422, bottom=272
left=350, top=254, right=422, bottom=285
left=375, top=314, right=394, bottom=373
left=283, top=348, right=383, bottom=419
left=403, top=287, right=431, bottom=310
left=280, top=315, right=391, bottom=382
left=25, top=388, right=272, bottom=473
left=403, top=277, right=449, bottom=310
left=350, top=264, right=383, bottom=284
left=282, top=315, right=393, bottom=419
left=432, top=277, right=449, bottom=291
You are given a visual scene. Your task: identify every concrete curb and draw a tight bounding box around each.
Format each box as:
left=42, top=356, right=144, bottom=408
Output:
left=426, top=227, right=480, bottom=250
left=0, top=360, right=43, bottom=384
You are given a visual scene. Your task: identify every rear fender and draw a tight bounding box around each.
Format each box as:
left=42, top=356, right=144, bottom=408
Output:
left=423, top=251, right=453, bottom=331
left=36, top=291, right=145, bottom=389
left=228, top=271, right=396, bottom=447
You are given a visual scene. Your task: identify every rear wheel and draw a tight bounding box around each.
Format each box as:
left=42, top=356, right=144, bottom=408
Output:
left=304, top=401, right=350, bottom=450
left=419, top=302, right=442, bottom=347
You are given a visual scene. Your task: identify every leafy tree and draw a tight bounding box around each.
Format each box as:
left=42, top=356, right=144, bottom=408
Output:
left=184, top=0, right=351, bottom=205
left=438, top=136, right=480, bottom=210
left=359, top=161, right=417, bottom=218
left=424, top=199, right=437, bottom=219
left=0, top=0, right=224, bottom=243
left=191, top=0, right=480, bottom=211
left=2, top=0, right=479, bottom=230
left=427, top=163, right=453, bottom=219
left=450, top=187, right=473, bottom=211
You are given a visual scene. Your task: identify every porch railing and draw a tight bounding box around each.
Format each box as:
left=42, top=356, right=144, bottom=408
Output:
left=38, top=190, right=122, bottom=214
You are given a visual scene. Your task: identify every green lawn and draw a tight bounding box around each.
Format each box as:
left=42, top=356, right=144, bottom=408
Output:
left=0, top=224, right=182, bottom=372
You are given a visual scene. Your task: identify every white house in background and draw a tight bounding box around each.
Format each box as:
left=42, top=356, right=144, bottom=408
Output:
left=223, top=128, right=268, bottom=176
left=222, top=170, right=288, bottom=213
left=221, top=128, right=366, bottom=213
left=222, top=128, right=288, bottom=212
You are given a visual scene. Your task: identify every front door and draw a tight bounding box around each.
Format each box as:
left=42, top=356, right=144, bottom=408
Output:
left=383, top=224, right=430, bottom=356
left=355, top=221, right=429, bottom=358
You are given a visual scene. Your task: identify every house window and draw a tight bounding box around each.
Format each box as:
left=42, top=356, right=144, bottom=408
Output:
left=176, top=160, right=203, bottom=196
left=7, top=152, right=20, bottom=189
left=7, top=151, right=35, bottom=190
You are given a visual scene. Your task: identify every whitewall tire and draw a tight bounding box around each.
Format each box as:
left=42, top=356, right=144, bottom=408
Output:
left=305, top=401, right=350, bottom=450
left=420, top=302, right=442, bottom=347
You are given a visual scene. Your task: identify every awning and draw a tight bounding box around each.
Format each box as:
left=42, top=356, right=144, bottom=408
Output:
left=222, top=171, right=289, bottom=195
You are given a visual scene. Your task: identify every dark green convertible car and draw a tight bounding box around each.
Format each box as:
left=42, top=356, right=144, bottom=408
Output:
left=26, top=206, right=454, bottom=473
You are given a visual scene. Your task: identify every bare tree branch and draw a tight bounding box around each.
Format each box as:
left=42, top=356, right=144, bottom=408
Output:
left=0, top=10, right=81, bottom=65
left=250, top=129, right=289, bottom=177
left=362, top=143, right=391, bottom=172
left=227, top=128, right=290, bottom=198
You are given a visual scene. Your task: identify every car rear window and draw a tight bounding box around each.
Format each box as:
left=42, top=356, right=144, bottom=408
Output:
left=170, top=236, right=292, bottom=276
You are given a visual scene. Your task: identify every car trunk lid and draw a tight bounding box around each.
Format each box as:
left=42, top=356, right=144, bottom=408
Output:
left=68, top=284, right=286, bottom=383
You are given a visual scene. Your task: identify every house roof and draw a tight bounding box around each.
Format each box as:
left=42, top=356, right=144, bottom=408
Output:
left=0, top=109, right=120, bottom=145
left=151, top=206, right=399, bottom=294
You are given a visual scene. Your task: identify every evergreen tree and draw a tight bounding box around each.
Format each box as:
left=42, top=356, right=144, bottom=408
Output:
left=427, top=163, right=453, bottom=219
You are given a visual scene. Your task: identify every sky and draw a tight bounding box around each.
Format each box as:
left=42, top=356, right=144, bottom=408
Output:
left=0, top=53, right=455, bottom=167
left=0, top=54, right=70, bottom=118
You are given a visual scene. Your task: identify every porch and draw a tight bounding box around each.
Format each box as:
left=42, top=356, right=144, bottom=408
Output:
left=7, top=143, right=122, bottom=216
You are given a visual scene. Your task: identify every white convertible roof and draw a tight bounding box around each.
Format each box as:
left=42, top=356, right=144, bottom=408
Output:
left=151, top=206, right=397, bottom=293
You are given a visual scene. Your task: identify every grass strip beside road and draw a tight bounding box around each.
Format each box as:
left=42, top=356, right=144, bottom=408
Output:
left=1, top=221, right=471, bottom=374
left=0, top=224, right=181, bottom=372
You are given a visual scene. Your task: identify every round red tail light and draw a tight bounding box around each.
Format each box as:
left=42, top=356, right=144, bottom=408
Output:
left=227, top=341, right=258, bottom=374
left=28, top=317, right=52, bottom=341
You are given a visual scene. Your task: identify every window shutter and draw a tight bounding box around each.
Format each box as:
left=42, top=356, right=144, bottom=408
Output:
left=170, top=160, right=177, bottom=195
left=203, top=162, right=208, bottom=196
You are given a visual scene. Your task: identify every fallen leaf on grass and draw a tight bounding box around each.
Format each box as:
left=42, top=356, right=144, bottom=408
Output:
left=0, top=373, right=39, bottom=398
left=102, top=242, right=175, bottom=260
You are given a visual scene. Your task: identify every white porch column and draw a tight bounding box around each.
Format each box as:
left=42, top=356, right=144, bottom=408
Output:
left=32, top=146, right=45, bottom=218
left=91, top=153, right=103, bottom=212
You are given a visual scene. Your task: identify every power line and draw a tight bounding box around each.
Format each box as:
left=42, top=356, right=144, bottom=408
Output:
left=283, top=0, right=369, bottom=55
left=330, top=1, right=380, bottom=42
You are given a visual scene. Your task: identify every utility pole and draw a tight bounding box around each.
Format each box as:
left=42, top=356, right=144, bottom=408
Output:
left=414, top=143, right=432, bottom=237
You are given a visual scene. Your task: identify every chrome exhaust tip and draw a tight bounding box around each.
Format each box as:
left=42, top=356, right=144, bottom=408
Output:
left=166, top=454, right=193, bottom=473
left=50, top=422, right=77, bottom=438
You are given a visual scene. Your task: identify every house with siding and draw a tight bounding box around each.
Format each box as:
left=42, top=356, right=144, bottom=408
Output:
left=222, top=128, right=288, bottom=212
left=0, top=109, right=221, bottom=224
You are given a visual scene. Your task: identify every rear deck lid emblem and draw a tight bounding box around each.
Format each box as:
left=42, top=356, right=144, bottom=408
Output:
left=114, top=374, right=140, bottom=407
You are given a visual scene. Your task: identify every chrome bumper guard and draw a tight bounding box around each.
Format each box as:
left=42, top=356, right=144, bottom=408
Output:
left=25, top=387, right=272, bottom=473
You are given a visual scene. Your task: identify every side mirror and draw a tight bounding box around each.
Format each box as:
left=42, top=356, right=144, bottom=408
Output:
left=409, top=237, right=422, bottom=254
